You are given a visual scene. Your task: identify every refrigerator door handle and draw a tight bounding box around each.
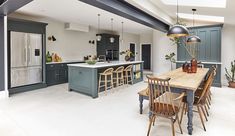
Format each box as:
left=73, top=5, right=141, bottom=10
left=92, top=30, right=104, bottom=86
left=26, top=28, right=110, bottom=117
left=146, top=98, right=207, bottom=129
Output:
left=28, top=46, right=31, bottom=64
left=24, top=46, right=27, bottom=65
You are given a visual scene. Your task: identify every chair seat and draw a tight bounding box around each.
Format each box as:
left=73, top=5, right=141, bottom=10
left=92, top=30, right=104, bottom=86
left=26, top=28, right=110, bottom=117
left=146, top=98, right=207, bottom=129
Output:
left=152, top=102, right=179, bottom=116
left=138, top=88, right=149, bottom=96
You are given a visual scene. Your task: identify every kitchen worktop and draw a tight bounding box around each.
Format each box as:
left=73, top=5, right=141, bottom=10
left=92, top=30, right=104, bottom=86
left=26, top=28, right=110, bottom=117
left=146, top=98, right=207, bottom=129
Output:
left=46, top=60, right=85, bottom=64
left=67, top=61, right=144, bottom=68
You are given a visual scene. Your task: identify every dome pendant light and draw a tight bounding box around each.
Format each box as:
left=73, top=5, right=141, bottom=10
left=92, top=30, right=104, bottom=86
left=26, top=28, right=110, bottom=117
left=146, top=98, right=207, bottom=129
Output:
left=187, top=9, right=201, bottom=44
left=110, top=18, right=115, bottom=43
left=96, top=14, right=102, bottom=41
left=167, top=0, right=189, bottom=38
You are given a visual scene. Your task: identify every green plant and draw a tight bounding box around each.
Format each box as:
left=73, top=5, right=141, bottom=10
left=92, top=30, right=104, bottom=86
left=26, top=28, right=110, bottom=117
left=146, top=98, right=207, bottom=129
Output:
left=165, top=52, right=176, bottom=70
left=225, top=60, right=235, bottom=82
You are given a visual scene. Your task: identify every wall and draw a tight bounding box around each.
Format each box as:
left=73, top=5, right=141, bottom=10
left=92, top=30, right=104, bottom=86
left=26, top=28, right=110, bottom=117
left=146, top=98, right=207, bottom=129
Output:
left=0, top=16, right=4, bottom=91
left=152, top=30, right=177, bottom=74
left=221, top=24, right=235, bottom=85
left=118, top=32, right=140, bottom=61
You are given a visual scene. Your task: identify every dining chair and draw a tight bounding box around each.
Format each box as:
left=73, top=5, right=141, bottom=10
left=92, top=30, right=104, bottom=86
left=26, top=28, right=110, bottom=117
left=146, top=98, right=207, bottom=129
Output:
left=146, top=75, right=185, bottom=136
left=180, top=67, right=216, bottom=131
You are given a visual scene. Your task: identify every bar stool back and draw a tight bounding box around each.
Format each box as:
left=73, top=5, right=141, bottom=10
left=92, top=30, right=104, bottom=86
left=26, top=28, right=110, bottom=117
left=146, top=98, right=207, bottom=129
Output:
left=113, top=66, right=124, bottom=87
left=124, top=65, right=133, bottom=85
left=98, top=68, right=114, bottom=95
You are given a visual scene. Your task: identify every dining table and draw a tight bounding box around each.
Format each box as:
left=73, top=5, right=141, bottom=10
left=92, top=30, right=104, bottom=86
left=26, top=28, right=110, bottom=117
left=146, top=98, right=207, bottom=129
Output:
left=144, top=67, right=209, bottom=135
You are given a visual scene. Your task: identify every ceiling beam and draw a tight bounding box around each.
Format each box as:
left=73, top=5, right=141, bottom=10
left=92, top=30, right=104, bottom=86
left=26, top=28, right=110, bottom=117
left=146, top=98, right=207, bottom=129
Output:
left=78, top=0, right=169, bottom=32
left=0, top=0, right=33, bottom=16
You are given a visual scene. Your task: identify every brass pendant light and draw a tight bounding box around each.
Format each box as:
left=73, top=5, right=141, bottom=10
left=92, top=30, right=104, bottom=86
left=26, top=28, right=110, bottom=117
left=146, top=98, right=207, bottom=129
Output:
left=187, top=9, right=201, bottom=44
left=167, top=0, right=189, bottom=37
left=96, top=14, right=102, bottom=41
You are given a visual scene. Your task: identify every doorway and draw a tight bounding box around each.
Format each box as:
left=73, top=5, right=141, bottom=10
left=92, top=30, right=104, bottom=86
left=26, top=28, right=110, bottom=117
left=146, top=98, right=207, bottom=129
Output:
left=129, top=43, right=136, bottom=61
left=141, top=44, right=151, bottom=70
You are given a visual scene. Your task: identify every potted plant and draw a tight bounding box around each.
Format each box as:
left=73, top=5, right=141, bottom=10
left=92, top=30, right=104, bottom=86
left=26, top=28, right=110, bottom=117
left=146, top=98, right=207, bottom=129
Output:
left=225, top=60, right=235, bottom=88
left=165, top=52, right=176, bottom=70
left=120, top=49, right=135, bottom=61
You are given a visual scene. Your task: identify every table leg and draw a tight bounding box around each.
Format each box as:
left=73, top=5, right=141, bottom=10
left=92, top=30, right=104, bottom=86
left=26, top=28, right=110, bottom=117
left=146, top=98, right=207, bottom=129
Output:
left=139, top=95, right=144, bottom=114
left=187, top=91, right=194, bottom=135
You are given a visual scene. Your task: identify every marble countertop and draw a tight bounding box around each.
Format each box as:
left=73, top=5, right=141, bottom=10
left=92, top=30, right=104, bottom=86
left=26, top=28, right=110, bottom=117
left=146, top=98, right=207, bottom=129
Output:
left=67, top=61, right=144, bottom=68
left=176, top=61, right=222, bottom=65
left=46, top=60, right=85, bottom=64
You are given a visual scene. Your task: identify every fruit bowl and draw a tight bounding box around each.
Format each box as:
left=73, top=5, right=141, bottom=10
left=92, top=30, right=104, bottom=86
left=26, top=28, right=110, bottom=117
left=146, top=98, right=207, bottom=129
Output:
left=85, top=60, right=97, bottom=65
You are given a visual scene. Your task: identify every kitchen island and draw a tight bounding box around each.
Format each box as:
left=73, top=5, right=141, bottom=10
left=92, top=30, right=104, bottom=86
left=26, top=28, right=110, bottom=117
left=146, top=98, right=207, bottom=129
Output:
left=67, top=61, right=144, bottom=98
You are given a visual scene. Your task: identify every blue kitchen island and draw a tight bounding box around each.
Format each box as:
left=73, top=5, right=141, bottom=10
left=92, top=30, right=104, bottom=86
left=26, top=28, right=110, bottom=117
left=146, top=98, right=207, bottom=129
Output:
left=67, top=61, right=144, bottom=98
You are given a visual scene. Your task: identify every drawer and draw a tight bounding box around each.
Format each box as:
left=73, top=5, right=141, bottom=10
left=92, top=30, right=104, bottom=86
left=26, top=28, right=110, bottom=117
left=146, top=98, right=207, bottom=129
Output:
left=46, top=63, right=68, bottom=70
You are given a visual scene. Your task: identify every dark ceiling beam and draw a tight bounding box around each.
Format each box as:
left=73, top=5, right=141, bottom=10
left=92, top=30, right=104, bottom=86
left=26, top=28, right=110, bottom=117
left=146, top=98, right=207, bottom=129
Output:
left=78, top=0, right=169, bottom=32
left=0, top=0, right=33, bottom=16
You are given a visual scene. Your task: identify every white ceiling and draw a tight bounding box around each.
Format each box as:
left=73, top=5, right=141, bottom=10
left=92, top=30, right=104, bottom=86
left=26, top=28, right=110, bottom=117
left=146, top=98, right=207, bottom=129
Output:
left=149, top=0, right=235, bottom=25
left=15, top=0, right=153, bottom=34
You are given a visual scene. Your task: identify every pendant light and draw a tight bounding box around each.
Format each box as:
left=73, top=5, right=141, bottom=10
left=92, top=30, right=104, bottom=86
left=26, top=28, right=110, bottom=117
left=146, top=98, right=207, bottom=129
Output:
left=110, top=18, right=115, bottom=43
left=96, top=14, right=102, bottom=41
left=120, top=21, right=124, bottom=44
left=167, top=0, right=189, bottom=37
left=187, top=9, right=201, bottom=44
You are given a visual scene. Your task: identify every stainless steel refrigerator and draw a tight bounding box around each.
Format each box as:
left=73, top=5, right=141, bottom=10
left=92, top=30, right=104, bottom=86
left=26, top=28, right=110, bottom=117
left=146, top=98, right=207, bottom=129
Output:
left=10, top=31, right=43, bottom=88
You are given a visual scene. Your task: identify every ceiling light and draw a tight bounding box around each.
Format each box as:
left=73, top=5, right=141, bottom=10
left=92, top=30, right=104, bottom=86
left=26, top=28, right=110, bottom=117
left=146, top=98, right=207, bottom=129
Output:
left=167, top=0, right=189, bottom=38
left=161, top=0, right=226, bottom=8
left=178, top=13, right=224, bottom=23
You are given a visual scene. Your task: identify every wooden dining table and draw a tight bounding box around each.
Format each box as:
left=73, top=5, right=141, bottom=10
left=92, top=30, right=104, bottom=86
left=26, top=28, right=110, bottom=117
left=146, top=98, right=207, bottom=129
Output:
left=144, top=68, right=209, bottom=135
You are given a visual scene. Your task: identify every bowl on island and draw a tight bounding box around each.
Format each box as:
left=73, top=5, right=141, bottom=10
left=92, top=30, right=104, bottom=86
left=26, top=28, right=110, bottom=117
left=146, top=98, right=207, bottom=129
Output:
left=85, top=60, right=97, bottom=65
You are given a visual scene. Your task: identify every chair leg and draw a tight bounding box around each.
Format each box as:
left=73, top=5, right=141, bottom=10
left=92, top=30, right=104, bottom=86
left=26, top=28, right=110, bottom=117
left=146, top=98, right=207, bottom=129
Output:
left=171, top=118, right=175, bottom=136
left=104, top=76, right=107, bottom=95
left=206, top=100, right=210, bottom=109
left=152, top=116, right=157, bottom=126
left=207, top=97, right=211, bottom=105
left=197, top=105, right=206, bottom=131
left=201, top=105, right=208, bottom=121
left=176, top=114, right=183, bottom=134
left=204, top=105, right=210, bottom=117
left=147, top=116, right=154, bottom=136
left=98, top=75, right=101, bottom=94
left=180, top=103, right=186, bottom=124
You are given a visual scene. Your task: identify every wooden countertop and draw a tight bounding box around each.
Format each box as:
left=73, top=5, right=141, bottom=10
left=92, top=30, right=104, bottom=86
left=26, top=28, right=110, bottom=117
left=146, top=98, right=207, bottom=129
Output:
left=145, top=68, right=209, bottom=91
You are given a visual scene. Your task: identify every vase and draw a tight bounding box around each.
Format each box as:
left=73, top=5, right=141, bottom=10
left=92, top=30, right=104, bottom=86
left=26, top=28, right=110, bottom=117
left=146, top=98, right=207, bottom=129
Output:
left=191, top=58, right=197, bottom=73
left=228, top=81, right=235, bottom=88
left=125, top=55, right=130, bottom=61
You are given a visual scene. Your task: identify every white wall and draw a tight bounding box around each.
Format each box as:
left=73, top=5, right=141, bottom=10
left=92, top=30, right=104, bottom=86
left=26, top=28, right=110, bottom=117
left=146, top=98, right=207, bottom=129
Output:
left=221, top=24, right=235, bottom=85
left=119, top=32, right=140, bottom=61
left=152, top=30, right=177, bottom=75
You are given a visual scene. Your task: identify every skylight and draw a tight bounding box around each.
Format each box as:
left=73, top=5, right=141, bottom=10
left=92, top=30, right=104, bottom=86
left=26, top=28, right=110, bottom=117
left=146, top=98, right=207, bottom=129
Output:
left=161, top=0, right=227, bottom=8
left=178, top=13, right=224, bottom=23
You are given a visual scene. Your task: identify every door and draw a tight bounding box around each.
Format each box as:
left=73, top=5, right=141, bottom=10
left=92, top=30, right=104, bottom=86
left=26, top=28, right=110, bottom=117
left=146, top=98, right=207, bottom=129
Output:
left=142, top=44, right=151, bottom=70
left=130, top=43, right=135, bottom=61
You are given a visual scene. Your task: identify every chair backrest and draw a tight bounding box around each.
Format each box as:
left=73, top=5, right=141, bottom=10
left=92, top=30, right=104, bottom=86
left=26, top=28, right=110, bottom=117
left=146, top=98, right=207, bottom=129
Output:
left=197, top=67, right=216, bottom=104
left=103, top=68, right=114, bottom=75
left=114, top=66, right=124, bottom=73
left=147, top=75, right=176, bottom=113
left=124, top=65, right=132, bottom=71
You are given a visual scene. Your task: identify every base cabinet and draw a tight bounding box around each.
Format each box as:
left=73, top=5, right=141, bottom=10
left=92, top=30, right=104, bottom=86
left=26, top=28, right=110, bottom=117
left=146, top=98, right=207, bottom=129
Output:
left=46, top=62, right=83, bottom=86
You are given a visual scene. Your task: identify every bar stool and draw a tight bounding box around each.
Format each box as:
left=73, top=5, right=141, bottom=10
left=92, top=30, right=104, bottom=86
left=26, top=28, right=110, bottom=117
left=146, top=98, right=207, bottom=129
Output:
left=98, top=68, right=114, bottom=95
left=124, top=65, right=133, bottom=85
left=113, top=66, right=124, bottom=87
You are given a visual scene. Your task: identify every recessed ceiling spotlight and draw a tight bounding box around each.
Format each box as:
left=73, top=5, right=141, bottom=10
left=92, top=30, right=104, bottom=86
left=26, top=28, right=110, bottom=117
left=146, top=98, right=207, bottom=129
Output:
left=161, top=0, right=227, bottom=8
left=178, top=13, right=224, bottom=23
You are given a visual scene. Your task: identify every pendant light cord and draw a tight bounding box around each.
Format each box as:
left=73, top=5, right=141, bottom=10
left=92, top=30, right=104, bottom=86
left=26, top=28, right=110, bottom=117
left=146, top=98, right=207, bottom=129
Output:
left=111, top=18, right=113, bottom=34
left=121, top=22, right=124, bottom=40
left=193, top=10, right=195, bottom=27
left=98, top=14, right=100, bottom=33
left=177, top=0, right=179, bottom=24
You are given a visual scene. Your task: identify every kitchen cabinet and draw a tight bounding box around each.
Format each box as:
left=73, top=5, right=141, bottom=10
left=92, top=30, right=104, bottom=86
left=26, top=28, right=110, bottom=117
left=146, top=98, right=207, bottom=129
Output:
left=46, top=62, right=83, bottom=86
left=97, top=33, right=119, bottom=60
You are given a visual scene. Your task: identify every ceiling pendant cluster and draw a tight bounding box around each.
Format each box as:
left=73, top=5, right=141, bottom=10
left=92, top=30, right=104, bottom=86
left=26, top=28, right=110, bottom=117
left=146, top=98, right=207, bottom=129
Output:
left=186, top=9, right=201, bottom=44
left=167, top=0, right=189, bottom=38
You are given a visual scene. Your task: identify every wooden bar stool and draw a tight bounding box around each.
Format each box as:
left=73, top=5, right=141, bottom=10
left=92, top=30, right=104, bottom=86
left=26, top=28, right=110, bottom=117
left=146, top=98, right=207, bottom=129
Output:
left=98, top=68, right=114, bottom=95
left=113, top=66, right=124, bottom=87
left=124, top=65, right=133, bottom=85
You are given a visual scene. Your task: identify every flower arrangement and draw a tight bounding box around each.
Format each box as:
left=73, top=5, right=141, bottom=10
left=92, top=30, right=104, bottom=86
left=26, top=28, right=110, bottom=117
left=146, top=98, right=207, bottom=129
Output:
left=120, top=49, right=135, bottom=61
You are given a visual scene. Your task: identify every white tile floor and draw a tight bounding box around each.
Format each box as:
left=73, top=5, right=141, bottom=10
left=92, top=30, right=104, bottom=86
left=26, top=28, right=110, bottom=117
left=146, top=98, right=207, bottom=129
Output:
left=0, top=82, right=235, bottom=136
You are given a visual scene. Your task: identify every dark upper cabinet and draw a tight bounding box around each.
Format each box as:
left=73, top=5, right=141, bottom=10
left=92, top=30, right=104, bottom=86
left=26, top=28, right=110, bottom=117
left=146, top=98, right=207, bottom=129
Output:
left=96, top=33, right=119, bottom=60
left=177, top=25, right=222, bottom=62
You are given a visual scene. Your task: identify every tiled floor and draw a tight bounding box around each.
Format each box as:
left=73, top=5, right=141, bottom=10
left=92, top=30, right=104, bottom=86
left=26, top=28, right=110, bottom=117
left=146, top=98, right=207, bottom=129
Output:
left=0, top=82, right=235, bottom=136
